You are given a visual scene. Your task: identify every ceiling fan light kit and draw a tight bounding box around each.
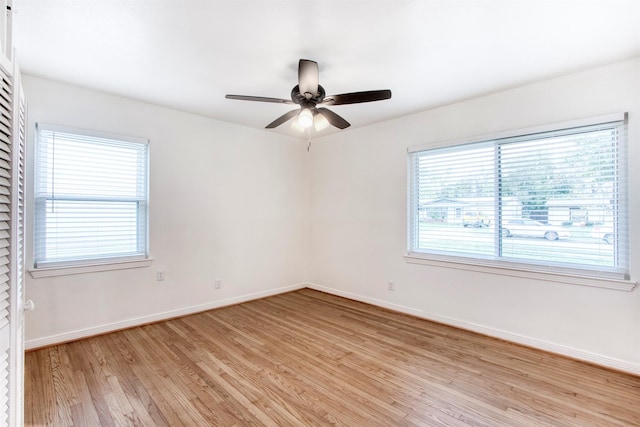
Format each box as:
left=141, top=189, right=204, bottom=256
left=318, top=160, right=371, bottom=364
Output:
left=226, top=59, right=392, bottom=132
left=298, top=108, right=314, bottom=128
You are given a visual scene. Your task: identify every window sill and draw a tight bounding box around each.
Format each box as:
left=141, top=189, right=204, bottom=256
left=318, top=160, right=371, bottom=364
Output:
left=404, top=253, right=636, bottom=292
left=30, top=258, right=153, bottom=279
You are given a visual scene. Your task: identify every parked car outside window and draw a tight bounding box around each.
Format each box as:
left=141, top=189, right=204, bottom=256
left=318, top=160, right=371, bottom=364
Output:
left=502, top=219, right=571, bottom=241
left=591, top=224, right=614, bottom=244
left=463, top=211, right=490, bottom=228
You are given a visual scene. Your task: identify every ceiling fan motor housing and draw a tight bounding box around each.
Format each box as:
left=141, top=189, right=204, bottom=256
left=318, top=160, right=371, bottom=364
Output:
left=291, top=84, right=325, bottom=105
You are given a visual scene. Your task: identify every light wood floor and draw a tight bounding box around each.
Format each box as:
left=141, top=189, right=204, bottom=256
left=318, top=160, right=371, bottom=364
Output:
left=25, top=289, right=640, bottom=426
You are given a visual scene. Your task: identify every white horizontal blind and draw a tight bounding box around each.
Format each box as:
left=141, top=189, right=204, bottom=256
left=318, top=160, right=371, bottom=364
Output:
left=409, top=116, right=628, bottom=278
left=34, top=125, right=149, bottom=267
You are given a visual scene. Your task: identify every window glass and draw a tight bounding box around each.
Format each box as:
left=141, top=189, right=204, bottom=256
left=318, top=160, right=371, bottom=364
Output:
left=408, top=118, right=628, bottom=278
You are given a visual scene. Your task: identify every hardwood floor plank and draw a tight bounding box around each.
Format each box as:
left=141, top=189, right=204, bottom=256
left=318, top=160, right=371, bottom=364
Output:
left=121, top=327, right=213, bottom=426
left=70, top=371, right=103, bottom=426
left=25, top=289, right=640, bottom=426
left=94, top=336, right=167, bottom=427
left=66, top=341, right=116, bottom=426
left=48, top=347, right=75, bottom=425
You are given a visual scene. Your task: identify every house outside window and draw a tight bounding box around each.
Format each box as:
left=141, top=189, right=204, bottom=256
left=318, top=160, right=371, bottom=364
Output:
left=34, top=124, right=149, bottom=268
left=408, top=114, right=628, bottom=280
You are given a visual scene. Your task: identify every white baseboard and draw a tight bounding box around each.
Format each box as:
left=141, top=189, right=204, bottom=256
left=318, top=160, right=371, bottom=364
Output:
left=306, top=282, right=640, bottom=376
left=25, top=283, right=306, bottom=350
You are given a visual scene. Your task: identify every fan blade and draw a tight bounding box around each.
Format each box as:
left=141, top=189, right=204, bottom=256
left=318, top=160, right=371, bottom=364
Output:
left=265, top=109, right=300, bottom=129
left=298, top=59, right=319, bottom=99
left=226, top=94, right=294, bottom=104
left=322, top=89, right=392, bottom=106
left=317, top=107, right=350, bottom=129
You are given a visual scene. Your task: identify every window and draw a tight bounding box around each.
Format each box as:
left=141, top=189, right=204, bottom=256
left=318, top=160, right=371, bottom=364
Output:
left=408, top=114, right=628, bottom=280
left=34, top=124, right=149, bottom=268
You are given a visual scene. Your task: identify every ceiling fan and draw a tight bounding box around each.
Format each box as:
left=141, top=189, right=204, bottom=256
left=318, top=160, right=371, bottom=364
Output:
left=225, top=59, right=392, bottom=131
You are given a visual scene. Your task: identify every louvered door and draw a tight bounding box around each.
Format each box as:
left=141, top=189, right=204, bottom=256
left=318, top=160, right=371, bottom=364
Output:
left=0, top=56, right=13, bottom=427
left=0, top=42, right=24, bottom=427
left=8, top=66, right=23, bottom=427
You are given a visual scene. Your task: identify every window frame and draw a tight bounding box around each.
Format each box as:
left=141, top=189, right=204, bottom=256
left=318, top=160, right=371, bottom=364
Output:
left=406, top=113, right=636, bottom=291
left=30, top=123, right=151, bottom=276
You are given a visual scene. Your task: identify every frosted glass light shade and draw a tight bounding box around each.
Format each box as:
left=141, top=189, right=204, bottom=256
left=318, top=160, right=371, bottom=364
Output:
left=314, top=112, right=329, bottom=131
left=298, top=108, right=314, bottom=128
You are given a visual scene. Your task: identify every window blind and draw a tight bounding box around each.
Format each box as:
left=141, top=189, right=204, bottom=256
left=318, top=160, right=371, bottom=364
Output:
left=408, top=115, right=628, bottom=278
left=34, top=125, right=149, bottom=267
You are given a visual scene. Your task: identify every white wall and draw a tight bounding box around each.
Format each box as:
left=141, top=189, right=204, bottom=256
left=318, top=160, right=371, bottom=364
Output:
left=22, top=75, right=310, bottom=348
left=308, top=59, right=640, bottom=373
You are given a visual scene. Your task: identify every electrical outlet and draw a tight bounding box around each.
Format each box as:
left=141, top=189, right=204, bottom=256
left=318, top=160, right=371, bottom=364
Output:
left=215, top=279, right=222, bottom=289
left=388, top=281, right=395, bottom=291
left=156, top=270, right=165, bottom=281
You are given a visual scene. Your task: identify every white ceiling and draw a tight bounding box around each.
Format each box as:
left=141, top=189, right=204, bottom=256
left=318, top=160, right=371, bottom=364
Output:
left=13, top=0, right=640, bottom=139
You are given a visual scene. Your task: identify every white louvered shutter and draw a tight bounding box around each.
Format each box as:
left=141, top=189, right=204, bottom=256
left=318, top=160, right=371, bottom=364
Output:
left=0, top=51, right=13, bottom=427
left=8, top=66, right=24, bottom=427
left=0, top=4, right=25, bottom=422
